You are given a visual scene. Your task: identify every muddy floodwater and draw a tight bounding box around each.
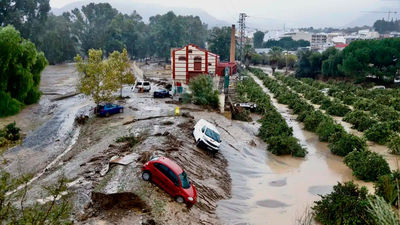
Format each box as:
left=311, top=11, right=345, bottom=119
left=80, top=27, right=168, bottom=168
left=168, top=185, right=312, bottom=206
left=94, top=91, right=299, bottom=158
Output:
left=208, top=73, right=374, bottom=225
left=1, top=64, right=384, bottom=225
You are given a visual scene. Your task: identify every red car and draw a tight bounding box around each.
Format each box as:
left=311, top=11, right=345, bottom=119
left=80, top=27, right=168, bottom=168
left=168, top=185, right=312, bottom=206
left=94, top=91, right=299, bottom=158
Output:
left=142, top=157, right=197, bottom=205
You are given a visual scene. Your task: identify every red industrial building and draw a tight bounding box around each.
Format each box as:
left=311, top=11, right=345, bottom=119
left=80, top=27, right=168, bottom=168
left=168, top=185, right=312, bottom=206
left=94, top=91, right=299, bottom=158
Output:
left=170, top=44, right=237, bottom=85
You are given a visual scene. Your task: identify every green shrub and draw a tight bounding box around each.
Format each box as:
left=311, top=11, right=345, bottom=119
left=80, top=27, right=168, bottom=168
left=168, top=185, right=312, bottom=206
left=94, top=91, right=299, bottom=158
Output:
left=328, top=133, right=366, bottom=156
left=116, top=135, right=140, bottom=147
left=371, top=106, right=400, bottom=122
left=24, top=87, right=42, bottom=105
left=312, top=181, right=375, bottom=225
left=4, top=122, right=21, bottom=141
left=316, top=120, right=345, bottom=142
left=326, top=102, right=351, bottom=117
left=374, top=171, right=400, bottom=207
left=365, top=122, right=393, bottom=145
left=0, top=137, right=8, bottom=147
left=344, top=150, right=391, bottom=181
left=303, top=110, right=327, bottom=132
left=343, top=110, right=377, bottom=132
left=354, top=99, right=376, bottom=111
left=342, top=95, right=357, bottom=105
left=0, top=91, right=23, bottom=117
left=267, top=135, right=307, bottom=157
left=232, top=108, right=252, bottom=122
left=188, top=75, right=219, bottom=109
left=389, top=120, right=400, bottom=132
left=320, top=98, right=333, bottom=110
left=388, top=135, right=400, bottom=155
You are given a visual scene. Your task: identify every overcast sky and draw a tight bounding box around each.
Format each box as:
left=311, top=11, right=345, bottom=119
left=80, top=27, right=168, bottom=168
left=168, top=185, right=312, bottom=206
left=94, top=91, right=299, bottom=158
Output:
left=50, top=0, right=399, bottom=28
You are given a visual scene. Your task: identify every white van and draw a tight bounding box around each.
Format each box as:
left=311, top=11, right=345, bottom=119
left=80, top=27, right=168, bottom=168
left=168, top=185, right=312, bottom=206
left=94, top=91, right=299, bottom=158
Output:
left=193, top=119, right=221, bottom=152
left=136, top=81, right=151, bottom=92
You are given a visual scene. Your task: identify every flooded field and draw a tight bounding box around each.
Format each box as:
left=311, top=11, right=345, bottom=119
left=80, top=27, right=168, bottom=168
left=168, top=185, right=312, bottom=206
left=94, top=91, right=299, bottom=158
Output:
left=1, top=63, right=389, bottom=224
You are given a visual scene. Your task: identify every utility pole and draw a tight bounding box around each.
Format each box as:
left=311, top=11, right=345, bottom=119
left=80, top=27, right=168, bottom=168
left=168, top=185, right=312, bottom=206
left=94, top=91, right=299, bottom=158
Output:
left=238, top=13, right=247, bottom=64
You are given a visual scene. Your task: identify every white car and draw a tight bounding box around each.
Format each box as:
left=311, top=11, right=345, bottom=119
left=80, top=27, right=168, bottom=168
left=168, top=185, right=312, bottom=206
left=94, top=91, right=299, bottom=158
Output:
left=136, top=81, right=151, bottom=92
left=193, top=119, right=221, bottom=152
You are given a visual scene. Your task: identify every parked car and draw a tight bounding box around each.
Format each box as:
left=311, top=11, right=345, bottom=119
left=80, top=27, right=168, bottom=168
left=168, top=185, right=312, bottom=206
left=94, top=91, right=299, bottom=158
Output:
left=234, top=102, right=257, bottom=112
left=142, top=156, right=197, bottom=205
left=153, top=89, right=172, bottom=98
left=193, top=119, right=221, bottom=152
left=372, top=85, right=386, bottom=90
left=136, top=81, right=151, bottom=92
left=95, top=103, right=124, bottom=117
left=321, top=88, right=330, bottom=95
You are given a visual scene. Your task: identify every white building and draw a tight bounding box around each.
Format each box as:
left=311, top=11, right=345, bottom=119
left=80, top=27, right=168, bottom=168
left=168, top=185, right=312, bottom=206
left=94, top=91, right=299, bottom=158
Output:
left=282, top=31, right=312, bottom=42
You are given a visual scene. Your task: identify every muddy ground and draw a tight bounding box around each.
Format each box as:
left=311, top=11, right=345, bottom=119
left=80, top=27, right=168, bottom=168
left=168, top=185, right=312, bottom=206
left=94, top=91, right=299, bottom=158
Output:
left=3, top=63, right=393, bottom=225
left=1, top=64, right=232, bottom=225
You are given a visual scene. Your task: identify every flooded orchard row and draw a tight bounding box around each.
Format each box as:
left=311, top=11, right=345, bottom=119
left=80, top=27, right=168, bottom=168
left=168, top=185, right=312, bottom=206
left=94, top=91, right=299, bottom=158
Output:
left=210, top=73, right=374, bottom=225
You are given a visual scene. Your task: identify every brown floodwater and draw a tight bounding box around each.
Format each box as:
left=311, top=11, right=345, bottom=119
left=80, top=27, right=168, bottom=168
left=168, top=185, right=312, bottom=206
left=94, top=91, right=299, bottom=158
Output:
left=205, top=73, right=376, bottom=225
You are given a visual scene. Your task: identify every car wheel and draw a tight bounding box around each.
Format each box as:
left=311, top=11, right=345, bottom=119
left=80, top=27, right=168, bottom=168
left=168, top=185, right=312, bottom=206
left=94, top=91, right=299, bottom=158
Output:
left=196, top=139, right=201, bottom=147
left=106, top=112, right=110, bottom=117
left=175, top=196, right=185, bottom=204
left=142, top=171, right=151, bottom=181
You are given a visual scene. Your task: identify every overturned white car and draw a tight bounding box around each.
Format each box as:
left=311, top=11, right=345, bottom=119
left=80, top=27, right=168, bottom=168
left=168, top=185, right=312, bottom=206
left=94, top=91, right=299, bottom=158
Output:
left=193, top=119, right=221, bottom=152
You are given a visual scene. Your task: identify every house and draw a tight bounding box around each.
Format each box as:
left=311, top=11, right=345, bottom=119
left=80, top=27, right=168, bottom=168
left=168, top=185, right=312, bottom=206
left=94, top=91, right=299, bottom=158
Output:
left=171, top=44, right=219, bottom=85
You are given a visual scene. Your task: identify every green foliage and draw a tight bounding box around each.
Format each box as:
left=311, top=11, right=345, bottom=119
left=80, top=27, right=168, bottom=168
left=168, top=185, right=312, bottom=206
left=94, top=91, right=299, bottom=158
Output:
left=367, top=196, right=400, bottom=225
left=328, top=133, right=366, bottom=156
left=295, top=50, right=322, bottom=79
left=0, top=26, right=47, bottom=117
left=188, top=75, right=219, bottom=109
left=343, top=110, right=377, bottom=132
left=0, top=91, right=23, bottom=117
left=374, top=171, right=400, bottom=207
left=263, top=37, right=310, bottom=51
left=326, top=101, right=351, bottom=117
left=303, top=110, right=329, bottom=132
left=0, top=171, right=72, bottom=224
left=116, top=135, right=140, bottom=147
left=208, top=26, right=232, bottom=61
left=344, top=150, right=391, bottom=181
left=312, top=181, right=375, bottom=225
left=388, top=135, right=400, bottom=155
left=316, top=120, right=345, bottom=142
left=365, top=122, right=394, bottom=145
left=4, top=122, right=21, bottom=141
left=75, top=48, right=134, bottom=104
left=267, top=135, right=307, bottom=157
left=253, top=31, right=264, bottom=48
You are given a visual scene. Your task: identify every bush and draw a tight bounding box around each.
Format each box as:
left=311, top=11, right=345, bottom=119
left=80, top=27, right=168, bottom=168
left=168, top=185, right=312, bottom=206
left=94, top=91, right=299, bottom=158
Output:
left=320, top=98, right=333, bottom=110
left=343, top=110, right=377, bottom=132
left=312, top=181, right=375, bottom=225
left=267, top=135, right=307, bottom=157
left=388, top=135, right=400, bottom=155
left=188, top=75, right=219, bottom=109
left=0, top=91, right=23, bottom=117
left=316, top=120, right=345, bottom=142
left=24, top=87, right=42, bottom=105
left=326, top=101, right=351, bottom=117
left=374, top=171, right=400, bottom=207
left=4, top=122, right=21, bottom=141
left=328, top=133, right=366, bottom=156
left=303, top=110, right=328, bottom=132
left=365, top=122, right=393, bottom=145
left=344, top=150, right=391, bottom=181
left=354, top=99, right=376, bottom=111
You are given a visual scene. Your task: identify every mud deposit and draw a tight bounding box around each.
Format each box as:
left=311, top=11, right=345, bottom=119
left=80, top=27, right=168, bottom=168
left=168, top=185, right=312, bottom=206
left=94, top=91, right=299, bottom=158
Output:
left=3, top=64, right=231, bottom=225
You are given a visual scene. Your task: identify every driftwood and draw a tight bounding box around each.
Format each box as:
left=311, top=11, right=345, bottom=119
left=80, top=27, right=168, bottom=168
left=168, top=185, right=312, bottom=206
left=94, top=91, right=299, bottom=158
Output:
left=123, top=115, right=176, bottom=125
left=51, top=92, right=80, bottom=101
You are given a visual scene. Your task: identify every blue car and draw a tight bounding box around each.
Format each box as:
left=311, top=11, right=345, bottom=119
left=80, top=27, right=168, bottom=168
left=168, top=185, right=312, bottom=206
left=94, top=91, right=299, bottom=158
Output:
left=95, top=104, right=124, bottom=117
left=153, top=89, right=171, bottom=98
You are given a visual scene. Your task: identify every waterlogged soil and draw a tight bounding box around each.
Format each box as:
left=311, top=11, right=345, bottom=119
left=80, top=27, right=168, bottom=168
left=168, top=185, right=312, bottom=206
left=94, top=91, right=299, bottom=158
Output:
left=4, top=63, right=396, bottom=225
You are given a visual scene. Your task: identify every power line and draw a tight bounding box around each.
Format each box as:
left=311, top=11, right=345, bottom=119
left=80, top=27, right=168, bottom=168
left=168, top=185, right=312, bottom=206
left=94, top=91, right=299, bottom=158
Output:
left=238, top=13, right=248, bottom=63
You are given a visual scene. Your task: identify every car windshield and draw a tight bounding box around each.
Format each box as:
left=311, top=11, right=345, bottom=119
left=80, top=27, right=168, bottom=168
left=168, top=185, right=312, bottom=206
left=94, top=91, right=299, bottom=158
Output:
left=179, top=172, right=190, bottom=189
left=144, top=82, right=150, bottom=86
left=137, top=82, right=142, bottom=85
left=205, top=128, right=221, bottom=142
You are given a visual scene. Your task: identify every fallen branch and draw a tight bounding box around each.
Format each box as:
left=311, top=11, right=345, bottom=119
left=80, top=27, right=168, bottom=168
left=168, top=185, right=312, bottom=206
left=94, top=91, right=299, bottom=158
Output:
left=123, top=115, right=176, bottom=125
left=51, top=92, right=80, bottom=101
